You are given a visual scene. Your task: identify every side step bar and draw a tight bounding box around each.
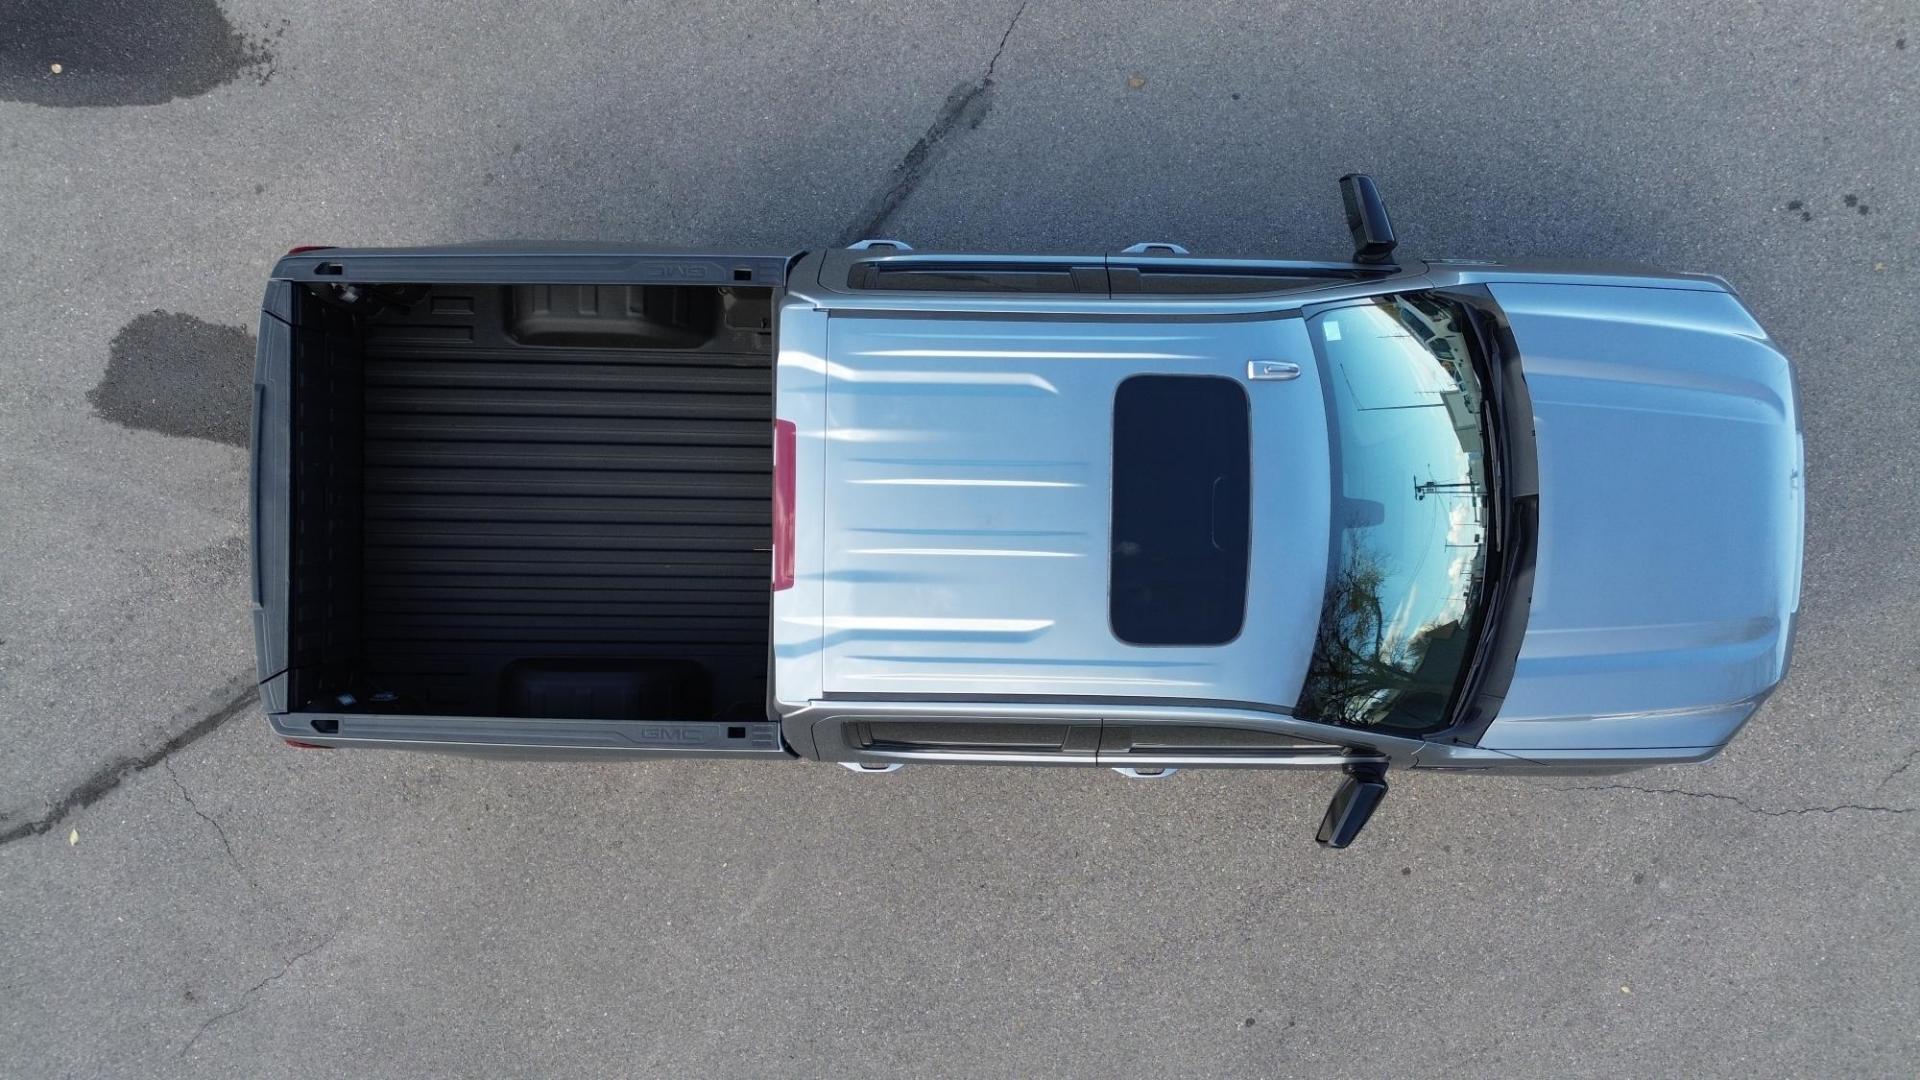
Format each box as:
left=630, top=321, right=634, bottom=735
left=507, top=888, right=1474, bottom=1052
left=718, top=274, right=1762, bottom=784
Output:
left=839, top=748, right=1395, bottom=850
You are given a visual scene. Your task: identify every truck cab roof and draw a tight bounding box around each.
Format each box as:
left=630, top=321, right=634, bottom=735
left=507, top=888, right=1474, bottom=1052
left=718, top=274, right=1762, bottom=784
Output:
left=776, top=305, right=1333, bottom=708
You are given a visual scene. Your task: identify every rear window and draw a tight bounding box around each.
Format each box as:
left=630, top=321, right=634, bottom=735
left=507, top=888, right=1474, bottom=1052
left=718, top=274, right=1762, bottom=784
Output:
left=1110, top=375, right=1251, bottom=645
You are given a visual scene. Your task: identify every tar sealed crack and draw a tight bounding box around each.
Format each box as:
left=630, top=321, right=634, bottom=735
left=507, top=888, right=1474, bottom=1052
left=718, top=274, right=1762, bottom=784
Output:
left=0, top=0, right=277, bottom=107
left=1558, top=783, right=1917, bottom=818
left=90, top=312, right=256, bottom=446
left=0, top=682, right=258, bottom=847
left=835, top=0, right=1028, bottom=245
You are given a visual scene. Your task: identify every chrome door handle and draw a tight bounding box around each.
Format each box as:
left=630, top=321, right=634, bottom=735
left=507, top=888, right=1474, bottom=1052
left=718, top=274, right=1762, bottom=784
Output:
left=1247, top=360, right=1301, bottom=381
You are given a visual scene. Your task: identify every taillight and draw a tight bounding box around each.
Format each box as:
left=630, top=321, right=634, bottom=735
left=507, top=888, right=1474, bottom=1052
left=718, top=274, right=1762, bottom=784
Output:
left=286, top=245, right=334, bottom=255
left=772, top=419, right=796, bottom=591
left=283, top=738, right=333, bottom=750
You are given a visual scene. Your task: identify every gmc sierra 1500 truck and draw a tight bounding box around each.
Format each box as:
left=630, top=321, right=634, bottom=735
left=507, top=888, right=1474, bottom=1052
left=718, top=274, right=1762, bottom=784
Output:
left=250, top=177, right=1803, bottom=846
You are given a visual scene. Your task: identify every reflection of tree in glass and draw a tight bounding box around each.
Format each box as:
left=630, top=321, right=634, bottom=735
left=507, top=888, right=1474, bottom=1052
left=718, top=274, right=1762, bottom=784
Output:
left=1297, top=533, right=1462, bottom=730
left=1301, top=293, right=1491, bottom=734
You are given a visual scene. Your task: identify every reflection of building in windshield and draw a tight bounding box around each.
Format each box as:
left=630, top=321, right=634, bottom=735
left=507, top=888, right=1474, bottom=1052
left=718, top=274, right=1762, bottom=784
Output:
left=1408, top=389, right=1487, bottom=607
left=1375, top=617, right=1470, bottom=728
left=1300, top=293, right=1496, bottom=732
left=1411, top=385, right=1486, bottom=504
left=1401, top=298, right=1488, bottom=602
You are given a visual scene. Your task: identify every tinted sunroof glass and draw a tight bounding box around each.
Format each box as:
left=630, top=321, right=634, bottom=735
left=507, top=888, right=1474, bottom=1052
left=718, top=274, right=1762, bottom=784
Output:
left=1111, top=375, right=1251, bottom=645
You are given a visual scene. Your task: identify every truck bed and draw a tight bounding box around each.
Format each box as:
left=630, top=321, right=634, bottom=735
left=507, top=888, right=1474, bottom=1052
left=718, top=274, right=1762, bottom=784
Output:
left=277, top=281, right=775, bottom=722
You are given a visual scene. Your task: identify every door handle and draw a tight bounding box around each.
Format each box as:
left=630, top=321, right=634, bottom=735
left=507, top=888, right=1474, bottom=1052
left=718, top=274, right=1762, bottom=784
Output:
left=1247, top=360, right=1301, bottom=381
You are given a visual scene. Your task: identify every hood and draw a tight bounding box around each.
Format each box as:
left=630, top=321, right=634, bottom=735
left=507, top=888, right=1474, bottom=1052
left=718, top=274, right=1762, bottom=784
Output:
left=1480, top=282, right=1803, bottom=751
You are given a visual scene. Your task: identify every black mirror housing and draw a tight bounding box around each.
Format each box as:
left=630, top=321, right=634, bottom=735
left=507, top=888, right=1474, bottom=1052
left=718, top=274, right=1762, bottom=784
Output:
left=1338, top=174, right=1398, bottom=266
left=1316, top=761, right=1389, bottom=848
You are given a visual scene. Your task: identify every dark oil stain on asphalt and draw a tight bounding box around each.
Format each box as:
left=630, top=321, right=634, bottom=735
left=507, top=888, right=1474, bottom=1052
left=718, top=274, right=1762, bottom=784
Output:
left=0, top=0, right=274, bottom=107
left=0, top=682, right=258, bottom=847
left=835, top=77, right=998, bottom=246
left=90, top=311, right=255, bottom=446
left=834, top=0, right=1027, bottom=245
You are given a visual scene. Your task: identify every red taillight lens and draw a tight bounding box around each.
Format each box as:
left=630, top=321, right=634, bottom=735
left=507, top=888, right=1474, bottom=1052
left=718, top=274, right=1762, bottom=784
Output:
left=285, top=245, right=334, bottom=255
left=283, top=738, right=333, bottom=750
left=772, top=419, right=797, bottom=591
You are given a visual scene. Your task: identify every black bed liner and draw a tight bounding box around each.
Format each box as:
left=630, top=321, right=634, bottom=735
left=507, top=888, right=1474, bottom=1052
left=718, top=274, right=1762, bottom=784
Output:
left=253, top=259, right=789, bottom=748
left=356, top=285, right=772, bottom=719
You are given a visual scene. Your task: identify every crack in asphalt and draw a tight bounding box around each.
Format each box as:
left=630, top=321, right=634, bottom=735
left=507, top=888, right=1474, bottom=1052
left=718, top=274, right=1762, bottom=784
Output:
left=0, top=682, right=259, bottom=847
left=983, top=0, right=1026, bottom=79
left=1556, top=783, right=1917, bottom=817
left=834, top=0, right=1028, bottom=245
left=178, top=926, right=341, bottom=1057
left=161, top=756, right=262, bottom=894
left=1875, top=747, right=1920, bottom=791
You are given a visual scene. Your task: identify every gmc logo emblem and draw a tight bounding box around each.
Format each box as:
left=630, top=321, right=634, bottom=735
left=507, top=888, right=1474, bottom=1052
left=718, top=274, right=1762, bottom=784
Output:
left=635, top=725, right=711, bottom=744
left=636, top=263, right=714, bottom=281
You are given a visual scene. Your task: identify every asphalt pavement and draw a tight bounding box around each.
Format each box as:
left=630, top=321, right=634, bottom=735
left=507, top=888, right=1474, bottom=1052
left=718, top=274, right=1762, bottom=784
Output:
left=1, top=2, right=1915, bottom=1077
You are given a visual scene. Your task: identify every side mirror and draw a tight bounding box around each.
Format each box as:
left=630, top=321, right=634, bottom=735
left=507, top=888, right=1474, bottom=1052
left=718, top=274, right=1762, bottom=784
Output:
left=1337, top=174, right=1398, bottom=266
left=1315, top=761, right=1389, bottom=849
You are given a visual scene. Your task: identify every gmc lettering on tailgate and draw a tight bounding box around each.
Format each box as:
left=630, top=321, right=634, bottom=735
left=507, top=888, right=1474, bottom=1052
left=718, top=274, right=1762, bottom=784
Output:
left=634, top=725, right=712, bottom=744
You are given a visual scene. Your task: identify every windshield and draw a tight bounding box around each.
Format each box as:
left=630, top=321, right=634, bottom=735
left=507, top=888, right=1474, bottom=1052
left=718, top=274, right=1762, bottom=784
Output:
left=1297, top=294, right=1493, bottom=733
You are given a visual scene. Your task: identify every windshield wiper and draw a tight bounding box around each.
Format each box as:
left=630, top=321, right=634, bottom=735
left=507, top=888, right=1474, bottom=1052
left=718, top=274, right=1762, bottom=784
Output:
left=1429, top=293, right=1537, bottom=744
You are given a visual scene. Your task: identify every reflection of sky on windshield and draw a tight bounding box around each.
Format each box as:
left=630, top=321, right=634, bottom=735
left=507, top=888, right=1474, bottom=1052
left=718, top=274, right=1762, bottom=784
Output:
left=1320, top=307, right=1484, bottom=649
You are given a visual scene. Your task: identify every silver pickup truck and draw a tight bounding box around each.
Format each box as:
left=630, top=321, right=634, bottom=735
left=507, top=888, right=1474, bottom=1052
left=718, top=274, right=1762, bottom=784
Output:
left=250, top=178, right=1802, bottom=845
